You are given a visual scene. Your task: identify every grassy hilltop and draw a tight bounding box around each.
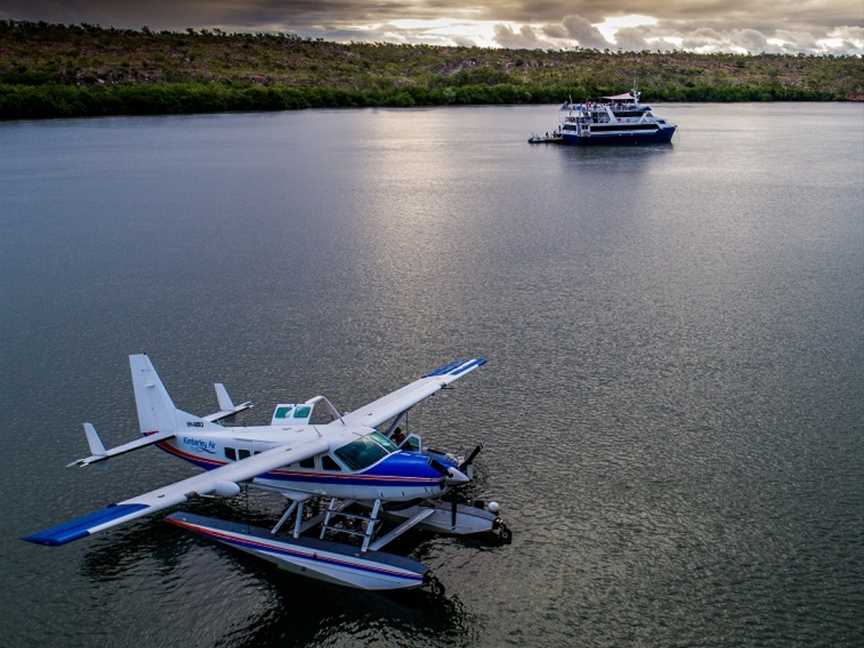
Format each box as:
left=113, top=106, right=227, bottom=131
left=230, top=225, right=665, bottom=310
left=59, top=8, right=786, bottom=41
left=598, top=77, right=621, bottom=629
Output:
left=1, top=20, right=862, bottom=119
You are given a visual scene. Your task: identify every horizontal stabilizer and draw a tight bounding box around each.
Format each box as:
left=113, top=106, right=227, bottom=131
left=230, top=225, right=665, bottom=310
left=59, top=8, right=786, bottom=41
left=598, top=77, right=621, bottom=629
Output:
left=22, top=503, right=151, bottom=546
left=83, top=423, right=106, bottom=457
left=202, top=383, right=252, bottom=423
left=67, top=428, right=175, bottom=468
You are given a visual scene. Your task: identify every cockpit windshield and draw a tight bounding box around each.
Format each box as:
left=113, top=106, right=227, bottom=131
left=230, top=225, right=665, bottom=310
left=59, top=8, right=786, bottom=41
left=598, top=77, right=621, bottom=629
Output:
left=371, top=431, right=399, bottom=453
left=335, top=435, right=390, bottom=471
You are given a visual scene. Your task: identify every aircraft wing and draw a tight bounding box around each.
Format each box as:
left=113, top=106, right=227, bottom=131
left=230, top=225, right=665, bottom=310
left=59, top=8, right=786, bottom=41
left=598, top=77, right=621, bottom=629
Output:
left=342, top=358, right=486, bottom=429
left=23, top=438, right=329, bottom=546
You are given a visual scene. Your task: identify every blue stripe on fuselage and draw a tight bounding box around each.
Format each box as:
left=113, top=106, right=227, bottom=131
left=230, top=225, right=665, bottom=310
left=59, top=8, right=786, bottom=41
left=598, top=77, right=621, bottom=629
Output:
left=157, top=441, right=444, bottom=487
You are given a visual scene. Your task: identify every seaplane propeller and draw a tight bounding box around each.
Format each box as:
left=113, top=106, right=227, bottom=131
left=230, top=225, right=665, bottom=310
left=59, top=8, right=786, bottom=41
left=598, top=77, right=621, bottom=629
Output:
left=430, top=444, right=484, bottom=530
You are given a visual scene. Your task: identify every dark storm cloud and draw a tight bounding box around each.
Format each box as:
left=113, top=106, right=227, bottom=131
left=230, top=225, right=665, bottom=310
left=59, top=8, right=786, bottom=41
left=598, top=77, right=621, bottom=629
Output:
left=1, top=0, right=861, bottom=53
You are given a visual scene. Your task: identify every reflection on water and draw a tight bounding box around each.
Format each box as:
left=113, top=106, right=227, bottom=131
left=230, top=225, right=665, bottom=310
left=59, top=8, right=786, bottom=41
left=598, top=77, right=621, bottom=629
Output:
left=80, top=493, right=476, bottom=647
left=2, top=103, right=863, bottom=648
left=228, top=576, right=472, bottom=648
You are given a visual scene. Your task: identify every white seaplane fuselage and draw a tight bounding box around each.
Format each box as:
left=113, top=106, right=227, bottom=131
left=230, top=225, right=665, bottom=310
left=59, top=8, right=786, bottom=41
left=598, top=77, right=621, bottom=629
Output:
left=160, top=423, right=450, bottom=503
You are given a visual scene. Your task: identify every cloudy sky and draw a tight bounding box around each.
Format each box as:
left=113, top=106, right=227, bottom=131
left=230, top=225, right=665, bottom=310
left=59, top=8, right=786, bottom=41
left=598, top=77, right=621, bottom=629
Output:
left=2, top=1, right=862, bottom=54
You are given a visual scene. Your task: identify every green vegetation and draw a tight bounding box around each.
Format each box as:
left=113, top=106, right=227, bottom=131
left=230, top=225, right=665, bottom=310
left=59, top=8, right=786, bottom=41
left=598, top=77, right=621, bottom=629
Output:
left=1, top=20, right=861, bottom=119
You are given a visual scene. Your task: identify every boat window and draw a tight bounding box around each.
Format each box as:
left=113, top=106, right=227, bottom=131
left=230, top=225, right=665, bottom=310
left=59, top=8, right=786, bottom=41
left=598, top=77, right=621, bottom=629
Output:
left=321, top=455, right=341, bottom=471
left=294, top=406, right=311, bottom=418
left=335, top=435, right=388, bottom=471
left=371, top=431, right=399, bottom=453
left=238, top=449, right=251, bottom=460
left=300, top=457, right=315, bottom=469
left=224, top=447, right=236, bottom=461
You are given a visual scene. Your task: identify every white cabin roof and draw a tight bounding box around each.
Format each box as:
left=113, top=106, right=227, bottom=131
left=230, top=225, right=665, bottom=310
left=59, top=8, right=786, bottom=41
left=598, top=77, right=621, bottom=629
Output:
left=602, top=92, right=637, bottom=101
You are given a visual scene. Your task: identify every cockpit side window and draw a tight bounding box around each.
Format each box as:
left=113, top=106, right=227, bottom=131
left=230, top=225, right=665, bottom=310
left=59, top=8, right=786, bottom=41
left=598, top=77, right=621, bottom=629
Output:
left=299, top=457, right=315, bottom=469
left=321, top=455, right=341, bottom=471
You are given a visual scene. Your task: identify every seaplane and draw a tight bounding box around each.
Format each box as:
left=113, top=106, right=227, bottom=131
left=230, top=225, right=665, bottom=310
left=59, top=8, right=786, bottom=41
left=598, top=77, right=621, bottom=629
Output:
left=23, top=354, right=510, bottom=592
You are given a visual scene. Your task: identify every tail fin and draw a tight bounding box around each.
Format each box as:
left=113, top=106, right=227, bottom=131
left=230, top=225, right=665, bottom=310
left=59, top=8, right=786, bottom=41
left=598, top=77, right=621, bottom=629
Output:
left=129, top=354, right=214, bottom=435
left=130, top=354, right=178, bottom=435
left=214, top=383, right=235, bottom=412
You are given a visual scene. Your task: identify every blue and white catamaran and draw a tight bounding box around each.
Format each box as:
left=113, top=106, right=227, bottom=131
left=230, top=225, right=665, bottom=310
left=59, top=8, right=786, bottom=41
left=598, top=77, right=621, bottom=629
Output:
left=552, top=89, right=677, bottom=145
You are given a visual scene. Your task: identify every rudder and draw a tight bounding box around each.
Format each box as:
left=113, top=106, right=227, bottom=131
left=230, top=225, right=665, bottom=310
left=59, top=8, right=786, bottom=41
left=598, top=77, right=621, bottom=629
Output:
left=129, top=354, right=180, bottom=435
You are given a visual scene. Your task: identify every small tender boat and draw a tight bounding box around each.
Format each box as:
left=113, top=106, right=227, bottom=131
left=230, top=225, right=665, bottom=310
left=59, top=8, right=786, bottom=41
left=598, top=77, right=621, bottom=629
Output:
left=528, top=131, right=563, bottom=144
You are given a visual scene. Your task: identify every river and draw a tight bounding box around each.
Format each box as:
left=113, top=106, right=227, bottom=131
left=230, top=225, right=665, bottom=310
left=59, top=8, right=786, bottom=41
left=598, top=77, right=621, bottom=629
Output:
left=1, top=103, right=862, bottom=647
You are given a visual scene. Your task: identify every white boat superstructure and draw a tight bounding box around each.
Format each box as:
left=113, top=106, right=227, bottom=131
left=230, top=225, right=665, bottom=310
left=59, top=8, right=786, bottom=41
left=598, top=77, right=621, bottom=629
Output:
left=553, top=89, right=677, bottom=145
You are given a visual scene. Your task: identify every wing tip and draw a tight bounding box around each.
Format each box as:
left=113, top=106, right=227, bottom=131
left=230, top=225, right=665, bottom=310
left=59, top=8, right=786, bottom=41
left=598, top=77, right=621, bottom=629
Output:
left=423, top=357, right=487, bottom=378
left=21, top=503, right=150, bottom=547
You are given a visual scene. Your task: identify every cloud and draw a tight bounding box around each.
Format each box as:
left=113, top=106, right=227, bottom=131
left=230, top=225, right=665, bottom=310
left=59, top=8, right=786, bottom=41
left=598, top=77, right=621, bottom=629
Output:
left=828, top=25, right=864, bottom=52
left=679, top=27, right=724, bottom=50
left=561, top=14, right=610, bottom=49
left=614, top=26, right=651, bottom=51
left=730, top=28, right=769, bottom=52
left=0, top=1, right=860, bottom=55
left=772, top=30, right=820, bottom=52
left=831, top=25, right=864, bottom=42
left=493, top=24, right=550, bottom=49
left=450, top=35, right=476, bottom=47
left=541, top=23, right=568, bottom=39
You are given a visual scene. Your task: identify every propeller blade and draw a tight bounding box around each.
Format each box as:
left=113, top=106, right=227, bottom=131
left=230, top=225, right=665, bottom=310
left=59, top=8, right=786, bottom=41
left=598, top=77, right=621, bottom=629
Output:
left=450, top=489, right=457, bottom=529
left=458, top=444, right=483, bottom=471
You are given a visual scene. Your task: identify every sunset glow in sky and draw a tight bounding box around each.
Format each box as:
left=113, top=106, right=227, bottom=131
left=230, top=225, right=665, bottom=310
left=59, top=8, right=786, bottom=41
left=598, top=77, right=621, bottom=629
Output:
left=1, top=1, right=862, bottom=54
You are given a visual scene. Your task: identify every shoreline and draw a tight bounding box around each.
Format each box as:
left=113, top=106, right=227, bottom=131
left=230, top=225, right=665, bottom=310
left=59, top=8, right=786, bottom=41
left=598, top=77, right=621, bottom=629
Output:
left=1, top=82, right=857, bottom=122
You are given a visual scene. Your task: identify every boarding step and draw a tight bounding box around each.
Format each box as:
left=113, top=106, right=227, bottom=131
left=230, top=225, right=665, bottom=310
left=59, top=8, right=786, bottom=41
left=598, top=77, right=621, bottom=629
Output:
left=321, top=525, right=368, bottom=538
left=326, top=510, right=374, bottom=522
left=320, top=498, right=382, bottom=552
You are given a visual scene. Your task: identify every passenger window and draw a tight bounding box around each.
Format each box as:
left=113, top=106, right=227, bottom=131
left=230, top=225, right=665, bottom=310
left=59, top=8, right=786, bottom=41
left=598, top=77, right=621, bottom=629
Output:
left=238, top=449, right=251, bottom=460
left=300, top=457, right=315, bottom=469
left=224, top=447, right=236, bottom=461
left=321, top=455, right=341, bottom=471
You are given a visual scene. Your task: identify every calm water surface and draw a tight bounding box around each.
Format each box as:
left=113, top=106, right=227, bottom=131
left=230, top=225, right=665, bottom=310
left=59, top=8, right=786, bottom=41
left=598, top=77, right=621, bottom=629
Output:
left=1, top=103, right=862, bottom=647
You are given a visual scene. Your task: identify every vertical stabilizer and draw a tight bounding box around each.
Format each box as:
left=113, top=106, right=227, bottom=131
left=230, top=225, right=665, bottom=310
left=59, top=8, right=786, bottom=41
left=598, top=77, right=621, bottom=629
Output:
left=129, top=354, right=180, bottom=435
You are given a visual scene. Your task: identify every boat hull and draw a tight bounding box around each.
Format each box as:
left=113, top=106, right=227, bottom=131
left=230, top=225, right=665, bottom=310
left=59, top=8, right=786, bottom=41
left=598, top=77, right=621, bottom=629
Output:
left=562, top=125, right=676, bottom=145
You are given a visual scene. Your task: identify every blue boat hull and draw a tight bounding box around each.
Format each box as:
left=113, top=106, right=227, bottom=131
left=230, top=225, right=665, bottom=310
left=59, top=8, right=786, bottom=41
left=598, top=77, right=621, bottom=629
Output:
left=562, top=125, right=676, bottom=145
